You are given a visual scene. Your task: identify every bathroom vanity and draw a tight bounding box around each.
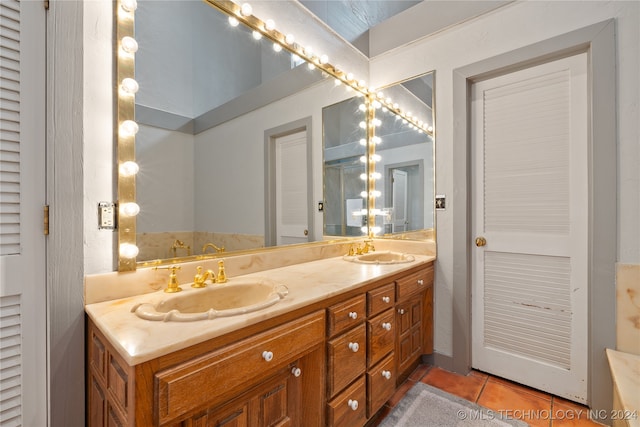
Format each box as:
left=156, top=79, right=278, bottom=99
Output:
left=86, top=255, right=434, bottom=426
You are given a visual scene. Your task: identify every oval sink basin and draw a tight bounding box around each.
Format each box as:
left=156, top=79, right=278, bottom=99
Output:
left=343, top=251, right=415, bottom=265
left=131, top=278, right=288, bottom=322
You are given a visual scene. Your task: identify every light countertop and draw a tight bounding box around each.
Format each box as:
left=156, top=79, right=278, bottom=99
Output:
left=606, top=349, right=640, bottom=427
left=85, top=254, right=435, bottom=366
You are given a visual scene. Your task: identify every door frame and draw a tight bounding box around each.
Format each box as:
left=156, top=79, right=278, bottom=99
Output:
left=450, top=20, right=616, bottom=412
left=264, top=117, right=314, bottom=247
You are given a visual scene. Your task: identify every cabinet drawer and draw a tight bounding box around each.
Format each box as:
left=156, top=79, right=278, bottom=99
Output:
left=367, top=283, right=395, bottom=317
left=367, top=309, right=394, bottom=368
left=396, top=266, right=433, bottom=301
left=155, top=310, right=325, bottom=425
left=327, top=294, right=366, bottom=337
left=367, top=354, right=395, bottom=418
left=327, top=323, right=366, bottom=398
left=327, top=376, right=367, bottom=427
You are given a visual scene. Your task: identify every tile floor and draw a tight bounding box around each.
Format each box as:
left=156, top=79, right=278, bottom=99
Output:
left=376, top=365, right=605, bottom=426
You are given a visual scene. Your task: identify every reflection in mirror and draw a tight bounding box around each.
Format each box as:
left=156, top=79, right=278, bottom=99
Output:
left=372, top=72, right=435, bottom=239
left=132, top=1, right=360, bottom=262
left=322, top=97, right=368, bottom=237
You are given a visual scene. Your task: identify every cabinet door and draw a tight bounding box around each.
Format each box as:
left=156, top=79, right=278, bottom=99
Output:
left=396, top=296, right=423, bottom=379
left=208, top=402, right=249, bottom=427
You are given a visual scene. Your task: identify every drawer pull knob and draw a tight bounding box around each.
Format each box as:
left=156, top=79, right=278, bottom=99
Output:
left=262, top=351, right=274, bottom=362
left=382, top=322, right=392, bottom=331
left=398, top=309, right=405, bottom=315
left=381, top=370, right=392, bottom=380
left=382, top=296, right=390, bottom=304
left=291, top=367, right=302, bottom=377
left=348, top=399, right=359, bottom=411
left=348, top=311, right=358, bottom=320
left=417, top=279, right=424, bottom=286
left=348, top=342, right=360, bottom=352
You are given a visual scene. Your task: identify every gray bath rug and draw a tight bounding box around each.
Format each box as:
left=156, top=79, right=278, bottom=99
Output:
left=378, top=382, right=529, bottom=427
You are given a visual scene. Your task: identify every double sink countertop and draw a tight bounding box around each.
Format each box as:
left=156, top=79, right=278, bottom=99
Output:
left=85, top=253, right=435, bottom=366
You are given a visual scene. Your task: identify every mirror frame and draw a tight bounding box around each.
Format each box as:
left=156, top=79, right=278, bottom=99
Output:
left=115, top=0, right=434, bottom=271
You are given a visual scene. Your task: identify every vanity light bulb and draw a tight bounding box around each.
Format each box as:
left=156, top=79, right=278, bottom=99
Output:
left=372, top=136, right=382, bottom=145
left=371, top=226, right=382, bottom=234
left=402, top=118, right=408, bottom=124
left=273, top=43, right=282, bottom=52
left=121, top=36, right=138, bottom=54
left=120, top=0, right=137, bottom=13
left=334, top=79, right=342, bottom=87
left=359, top=138, right=366, bottom=146
left=360, top=173, right=367, bottom=180
left=361, top=226, right=368, bottom=233
left=371, top=154, right=381, bottom=162
left=373, top=100, right=381, bottom=109
left=371, top=172, right=382, bottom=180
left=319, top=54, right=329, bottom=64
left=393, top=103, right=399, bottom=109
left=346, top=73, right=354, bottom=81
left=265, top=19, right=276, bottom=31
left=120, top=120, right=139, bottom=137
left=252, top=31, right=262, bottom=40
left=228, top=16, right=239, bottom=27
left=382, top=107, right=388, bottom=112
left=360, top=191, right=368, bottom=198
left=428, top=126, right=434, bottom=132
left=358, top=104, right=366, bottom=112
left=360, top=156, right=367, bottom=164
left=371, top=190, right=381, bottom=198
left=285, top=34, right=295, bottom=45
left=373, top=118, right=382, bottom=127
left=307, top=62, right=316, bottom=70
left=120, top=202, right=140, bottom=217
left=121, top=77, right=139, bottom=94
left=359, top=121, right=366, bottom=129
left=240, top=3, right=253, bottom=17
left=358, top=79, right=366, bottom=88
left=119, top=161, right=139, bottom=177
left=304, top=45, right=314, bottom=56
left=120, top=243, right=139, bottom=258
left=377, top=91, right=384, bottom=99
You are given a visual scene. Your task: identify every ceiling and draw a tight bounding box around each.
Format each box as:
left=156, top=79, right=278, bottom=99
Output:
left=299, top=0, right=511, bottom=57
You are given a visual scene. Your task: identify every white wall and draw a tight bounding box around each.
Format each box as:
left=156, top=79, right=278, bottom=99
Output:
left=370, top=1, right=640, bottom=356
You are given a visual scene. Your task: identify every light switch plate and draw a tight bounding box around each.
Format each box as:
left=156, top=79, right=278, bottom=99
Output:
left=98, top=202, right=116, bottom=229
left=435, top=195, right=446, bottom=210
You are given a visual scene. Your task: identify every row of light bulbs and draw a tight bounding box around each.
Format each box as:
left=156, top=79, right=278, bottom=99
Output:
left=118, top=0, right=141, bottom=259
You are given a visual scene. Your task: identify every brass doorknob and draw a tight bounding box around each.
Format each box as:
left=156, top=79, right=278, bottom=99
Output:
left=304, top=229, right=309, bottom=236
left=475, top=237, right=487, bottom=247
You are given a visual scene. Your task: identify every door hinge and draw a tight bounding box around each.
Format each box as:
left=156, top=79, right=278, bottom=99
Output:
left=44, top=0, right=49, bottom=10
left=44, top=205, right=50, bottom=235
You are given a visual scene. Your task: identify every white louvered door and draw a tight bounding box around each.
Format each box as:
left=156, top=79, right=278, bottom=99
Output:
left=0, top=1, right=47, bottom=425
left=471, top=54, right=588, bottom=403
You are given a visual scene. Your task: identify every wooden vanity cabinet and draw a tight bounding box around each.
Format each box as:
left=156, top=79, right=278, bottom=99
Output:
left=87, top=261, right=434, bottom=427
left=395, top=265, right=434, bottom=383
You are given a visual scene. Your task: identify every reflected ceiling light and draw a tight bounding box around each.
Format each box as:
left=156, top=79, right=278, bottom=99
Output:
left=228, top=16, right=239, bottom=27
left=120, top=120, right=139, bottom=137
left=121, top=36, right=138, bottom=54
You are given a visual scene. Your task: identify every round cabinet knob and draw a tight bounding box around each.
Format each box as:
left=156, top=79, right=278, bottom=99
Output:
left=348, top=311, right=358, bottom=320
left=398, top=309, right=405, bottom=315
left=475, top=236, right=487, bottom=247
left=382, top=296, right=390, bottom=304
left=348, top=342, right=359, bottom=352
left=382, top=322, right=392, bottom=331
left=262, top=351, right=274, bottom=362
left=291, top=367, right=302, bottom=377
left=417, top=279, right=424, bottom=286
left=347, top=399, right=359, bottom=411
left=381, top=370, right=392, bottom=380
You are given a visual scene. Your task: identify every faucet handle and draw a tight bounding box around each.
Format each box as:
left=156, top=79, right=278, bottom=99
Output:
left=154, top=265, right=182, bottom=293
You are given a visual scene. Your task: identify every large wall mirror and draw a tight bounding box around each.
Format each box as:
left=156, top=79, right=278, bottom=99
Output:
left=115, top=0, right=435, bottom=270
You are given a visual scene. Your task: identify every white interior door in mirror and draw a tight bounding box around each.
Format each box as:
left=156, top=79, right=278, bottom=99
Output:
left=275, top=131, right=309, bottom=245
left=391, top=169, right=408, bottom=232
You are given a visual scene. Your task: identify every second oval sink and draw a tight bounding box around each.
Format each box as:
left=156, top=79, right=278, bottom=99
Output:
left=132, top=278, right=288, bottom=322
left=343, top=251, right=415, bottom=265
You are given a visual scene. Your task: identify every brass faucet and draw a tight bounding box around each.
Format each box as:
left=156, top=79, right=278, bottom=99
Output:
left=355, top=239, right=375, bottom=255
left=154, top=265, right=182, bottom=293
left=192, top=266, right=215, bottom=288
left=202, top=242, right=225, bottom=254
left=170, top=239, right=191, bottom=257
